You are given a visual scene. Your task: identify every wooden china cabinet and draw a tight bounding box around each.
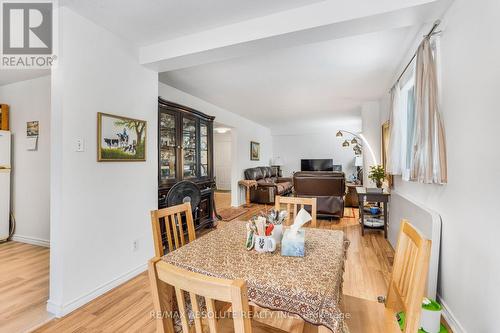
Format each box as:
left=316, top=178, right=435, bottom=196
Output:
left=157, top=98, right=216, bottom=230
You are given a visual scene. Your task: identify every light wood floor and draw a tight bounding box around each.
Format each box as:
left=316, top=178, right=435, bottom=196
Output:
left=34, top=193, right=395, bottom=332
left=214, top=191, right=232, bottom=210
left=8, top=192, right=448, bottom=332
left=0, top=241, right=52, bottom=333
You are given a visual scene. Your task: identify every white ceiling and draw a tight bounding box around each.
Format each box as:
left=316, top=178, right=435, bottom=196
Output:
left=0, top=0, right=441, bottom=130
left=160, top=26, right=419, bottom=132
left=62, top=0, right=322, bottom=46
left=0, top=69, right=50, bottom=87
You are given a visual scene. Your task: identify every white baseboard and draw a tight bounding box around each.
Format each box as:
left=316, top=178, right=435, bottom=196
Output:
left=47, top=263, right=147, bottom=317
left=437, top=294, right=467, bottom=333
left=46, top=300, right=63, bottom=318
left=11, top=234, right=50, bottom=247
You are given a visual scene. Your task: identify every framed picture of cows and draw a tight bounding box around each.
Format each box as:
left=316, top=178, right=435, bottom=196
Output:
left=97, top=112, right=147, bottom=162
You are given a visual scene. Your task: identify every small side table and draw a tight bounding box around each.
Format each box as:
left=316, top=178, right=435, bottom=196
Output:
left=345, top=182, right=363, bottom=207
left=238, top=180, right=257, bottom=208
left=356, top=187, right=391, bottom=238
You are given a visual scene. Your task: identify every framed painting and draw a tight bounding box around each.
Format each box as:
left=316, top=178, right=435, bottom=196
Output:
left=27, top=121, right=39, bottom=137
left=250, top=141, right=260, bottom=161
left=97, top=112, right=147, bottom=162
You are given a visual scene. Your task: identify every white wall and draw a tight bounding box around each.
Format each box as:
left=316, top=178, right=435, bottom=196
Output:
left=378, top=1, right=500, bottom=331
left=272, top=133, right=359, bottom=178
left=159, top=82, right=273, bottom=207
left=361, top=101, right=382, bottom=186
left=214, top=132, right=232, bottom=191
left=48, top=7, right=158, bottom=316
left=0, top=75, right=51, bottom=246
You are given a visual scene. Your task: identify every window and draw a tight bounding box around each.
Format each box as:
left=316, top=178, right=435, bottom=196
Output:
left=406, top=86, right=415, bottom=162
left=390, top=38, right=440, bottom=180
left=397, top=69, right=415, bottom=180
left=403, top=83, right=415, bottom=180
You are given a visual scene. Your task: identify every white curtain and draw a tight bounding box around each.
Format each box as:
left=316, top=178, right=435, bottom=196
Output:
left=386, top=83, right=404, bottom=175
left=410, top=38, right=448, bottom=184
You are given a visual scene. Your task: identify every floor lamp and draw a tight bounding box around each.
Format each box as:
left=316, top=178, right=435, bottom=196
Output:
left=336, top=130, right=378, bottom=167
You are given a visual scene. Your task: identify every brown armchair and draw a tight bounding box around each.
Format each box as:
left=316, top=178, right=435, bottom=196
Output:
left=293, top=171, right=346, bottom=218
left=244, top=167, right=293, bottom=204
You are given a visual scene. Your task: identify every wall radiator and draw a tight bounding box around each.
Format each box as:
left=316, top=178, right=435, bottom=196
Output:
left=388, top=191, right=442, bottom=300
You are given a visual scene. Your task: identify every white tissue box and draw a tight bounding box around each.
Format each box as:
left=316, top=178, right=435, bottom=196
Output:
left=281, top=229, right=305, bottom=257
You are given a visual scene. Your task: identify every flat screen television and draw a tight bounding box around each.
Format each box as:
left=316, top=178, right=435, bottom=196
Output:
left=300, top=159, right=334, bottom=171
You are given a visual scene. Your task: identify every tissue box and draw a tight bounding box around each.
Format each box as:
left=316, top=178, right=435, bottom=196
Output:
left=281, top=229, right=305, bottom=257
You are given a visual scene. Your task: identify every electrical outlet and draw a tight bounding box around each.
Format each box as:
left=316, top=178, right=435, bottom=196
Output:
left=75, top=138, right=85, bottom=152
left=132, top=239, right=138, bottom=252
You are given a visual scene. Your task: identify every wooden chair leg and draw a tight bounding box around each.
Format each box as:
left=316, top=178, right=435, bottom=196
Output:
left=148, top=258, right=175, bottom=333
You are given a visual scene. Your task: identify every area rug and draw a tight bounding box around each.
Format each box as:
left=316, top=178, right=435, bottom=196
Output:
left=218, top=207, right=249, bottom=221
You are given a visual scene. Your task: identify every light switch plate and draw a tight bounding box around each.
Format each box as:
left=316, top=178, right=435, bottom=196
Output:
left=75, top=138, right=85, bottom=152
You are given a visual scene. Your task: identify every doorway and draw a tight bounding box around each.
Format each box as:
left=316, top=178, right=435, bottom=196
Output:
left=213, top=123, right=232, bottom=210
left=0, top=74, right=52, bottom=332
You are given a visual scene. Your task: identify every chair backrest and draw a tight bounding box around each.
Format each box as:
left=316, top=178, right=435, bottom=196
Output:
left=386, top=220, right=431, bottom=333
left=151, top=202, right=196, bottom=257
left=157, top=261, right=253, bottom=333
left=275, top=196, right=317, bottom=228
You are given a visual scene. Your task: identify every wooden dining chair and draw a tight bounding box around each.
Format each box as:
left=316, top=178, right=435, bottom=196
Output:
left=275, top=196, right=317, bottom=228
left=343, top=219, right=431, bottom=333
left=150, top=202, right=196, bottom=257
left=149, top=259, right=253, bottom=333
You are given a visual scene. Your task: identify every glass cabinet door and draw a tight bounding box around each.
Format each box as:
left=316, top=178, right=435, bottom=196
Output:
left=182, top=117, right=198, bottom=178
left=200, top=122, right=209, bottom=177
left=159, top=112, right=177, bottom=182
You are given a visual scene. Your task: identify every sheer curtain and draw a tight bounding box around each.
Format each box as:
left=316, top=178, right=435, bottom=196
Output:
left=410, top=38, right=448, bottom=184
left=387, top=84, right=403, bottom=175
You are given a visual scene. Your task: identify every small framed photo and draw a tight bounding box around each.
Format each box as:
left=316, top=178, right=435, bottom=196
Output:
left=250, top=141, right=260, bottom=161
left=27, top=121, right=39, bottom=137
left=97, top=113, right=147, bottom=162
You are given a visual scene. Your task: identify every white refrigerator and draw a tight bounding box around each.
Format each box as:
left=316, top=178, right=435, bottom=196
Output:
left=0, top=130, right=11, bottom=240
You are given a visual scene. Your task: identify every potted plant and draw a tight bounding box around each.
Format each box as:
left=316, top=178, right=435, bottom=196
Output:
left=368, top=165, right=386, bottom=188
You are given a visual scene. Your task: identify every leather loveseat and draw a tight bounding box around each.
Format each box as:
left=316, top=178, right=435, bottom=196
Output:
left=293, top=171, right=346, bottom=218
left=244, top=167, right=293, bottom=204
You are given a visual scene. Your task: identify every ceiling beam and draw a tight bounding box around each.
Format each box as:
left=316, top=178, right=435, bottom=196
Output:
left=140, top=0, right=451, bottom=72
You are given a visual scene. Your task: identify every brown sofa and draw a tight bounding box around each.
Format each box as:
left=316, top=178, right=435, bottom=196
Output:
left=293, top=171, right=346, bottom=218
left=244, top=167, right=293, bottom=204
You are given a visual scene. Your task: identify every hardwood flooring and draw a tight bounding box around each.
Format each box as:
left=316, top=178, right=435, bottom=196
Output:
left=7, top=192, right=449, bottom=332
left=0, top=241, right=52, bottom=333
left=214, top=191, right=232, bottom=210
left=34, top=196, right=396, bottom=332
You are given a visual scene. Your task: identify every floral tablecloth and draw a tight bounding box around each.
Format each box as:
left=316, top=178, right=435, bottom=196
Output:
left=162, top=221, right=349, bottom=333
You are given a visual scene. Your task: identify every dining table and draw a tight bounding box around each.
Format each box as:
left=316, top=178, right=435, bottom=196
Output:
left=156, top=220, right=350, bottom=333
